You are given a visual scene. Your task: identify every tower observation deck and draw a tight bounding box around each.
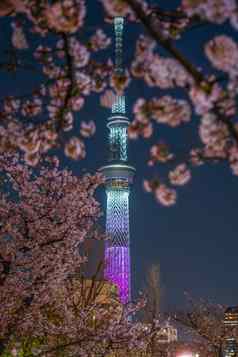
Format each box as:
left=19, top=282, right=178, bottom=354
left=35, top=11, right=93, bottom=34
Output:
left=99, top=17, right=135, bottom=304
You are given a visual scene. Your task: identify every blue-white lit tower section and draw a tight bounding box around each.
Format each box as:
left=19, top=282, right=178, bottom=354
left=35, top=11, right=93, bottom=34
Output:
left=100, top=17, right=135, bottom=304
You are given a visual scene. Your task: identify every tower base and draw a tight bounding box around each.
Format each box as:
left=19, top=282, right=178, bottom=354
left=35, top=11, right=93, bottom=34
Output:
left=105, top=246, right=130, bottom=304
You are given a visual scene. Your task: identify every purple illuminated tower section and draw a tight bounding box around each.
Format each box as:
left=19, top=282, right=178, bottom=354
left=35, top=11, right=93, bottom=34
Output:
left=99, top=17, right=135, bottom=304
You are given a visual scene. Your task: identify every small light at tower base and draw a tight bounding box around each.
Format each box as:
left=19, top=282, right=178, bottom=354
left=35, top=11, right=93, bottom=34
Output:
left=177, top=353, right=199, bottom=357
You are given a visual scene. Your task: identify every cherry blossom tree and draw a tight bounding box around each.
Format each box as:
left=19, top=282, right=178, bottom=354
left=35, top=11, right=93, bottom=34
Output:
left=0, top=155, right=163, bottom=356
left=5, top=269, right=152, bottom=357
left=0, top=153, right=103, bottom=354
left=173, top=297, right=238, bottom=357
left=1, top=0, right=238, bottom=206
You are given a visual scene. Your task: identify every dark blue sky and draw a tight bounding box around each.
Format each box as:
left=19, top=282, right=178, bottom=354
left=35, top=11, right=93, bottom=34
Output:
left=1, top=0, right=238, bottom=310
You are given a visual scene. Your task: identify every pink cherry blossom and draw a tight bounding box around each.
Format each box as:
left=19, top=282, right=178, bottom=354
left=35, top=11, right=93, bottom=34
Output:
left=4, top=97, right=20, bottom=114
left=133, top=96, right=191, bottom=127
left=181, top=0, right=237, bottom=25
left=131, top=35, right=193, bottom=89
left=169, top=164, right=191, bottom=186
left=75, top=72, right=91, bottom=95
left=128, top=120, right=153, bottom=139
left=155, top=184, right=177, bottom=206
left=69, top=37, right=90, bottom=68
left=34, top=45, right=53, bottom=64
left=0, top=0, right=27, bottom=17
left=18, top=133, right=41, bottom=155
left=100, top=0, right=148, bottom=21
left=21, top=97, right=42, bottom=117
left=64, top=137, right=86, bottom=160
left=190, top=149, right=204, bottom=166
left=62, top=111, right=74, bottom=131
left=89, top=29, right=111, bottom=51
left=143, top=179, right=154, bottom=193
left=70, top=96, right=85, bottom=112
left=0, top=0, right=15, bottom=16
left=11, top=21, right=28, bottom=49
left=49, top=79, right=71, bottom=99
left=24, top=151, right=40, bottom=166
left=149, top=10, right=189, bottom=40
left=145, top=56, right=192, bottom=89
left=228, top=145, right=238, bottom=175
left=205, top=35, right=238, bottom=74
left=45, top=0, right=86, bottom=33
left=144, top=179, right=177, bottom=206
left=133, top=35, right=156, bottom=63
left=0, top=154, right=103, bottom=350
left=100, top=0, right=133, bottom=18
left=189, top=83, right=222, bottom=115
left=80, top=121, right=96, bottom=138
left=151, top=96, right=191, bottom=127
left=199, top=113, right=228, bottom=153
left=148, top=143, right=174, bottom=166
left=100, top=89, right=116, bottom=108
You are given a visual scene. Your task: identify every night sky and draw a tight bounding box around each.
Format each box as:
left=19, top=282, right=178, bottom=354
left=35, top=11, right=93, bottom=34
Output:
left=1, top=0, right=238, bottom=310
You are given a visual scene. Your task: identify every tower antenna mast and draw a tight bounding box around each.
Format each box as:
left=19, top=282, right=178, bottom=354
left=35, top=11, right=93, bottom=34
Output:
left=112, top=17, right=126, bottom=115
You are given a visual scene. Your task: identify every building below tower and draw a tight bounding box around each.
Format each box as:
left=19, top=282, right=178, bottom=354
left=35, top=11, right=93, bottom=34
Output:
left=223, top=306, right=238, bottom=357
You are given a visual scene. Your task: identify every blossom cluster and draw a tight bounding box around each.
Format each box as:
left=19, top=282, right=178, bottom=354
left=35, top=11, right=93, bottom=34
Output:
left=0, top=154, right=103, bottom=347
left=100, top=0, right=149, bottom=21
left=148, top=143, right=174, bottom=166
left=45, top=0, right=86, bottom=33
left=128, top=96, right=191, bottom=141
left=169, top=164, right=191, bottom=186
left=205, top=35, right=238, bottom=75
left=144, top=179, right=177, bottom=206
left=0, top=0, right=114, bottom=166
left=131, top=35, right=193, bottom=89
left=149, top=10, right=190, bottom=39
left=181, top=0, right=238, bottom=29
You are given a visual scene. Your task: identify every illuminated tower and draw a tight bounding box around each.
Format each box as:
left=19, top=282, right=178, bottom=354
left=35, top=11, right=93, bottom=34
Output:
left=99, top=17, right=135, bottom=304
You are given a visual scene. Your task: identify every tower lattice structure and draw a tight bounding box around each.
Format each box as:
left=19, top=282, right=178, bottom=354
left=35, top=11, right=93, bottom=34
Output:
left=100, top=17, right=135, bottom=304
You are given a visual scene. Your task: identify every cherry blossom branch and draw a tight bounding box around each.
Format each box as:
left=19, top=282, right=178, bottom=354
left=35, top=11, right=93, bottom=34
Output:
left=125, top=0, right=204, bottom=85
left=126, top=0, right=238, bottom=146
left=56, top=33, right=74, bottom=133
left=150, top=6, right=210, bottom=32
left=213, top=105, right=238, bottom=143
left=166, top=150, right=228, bottom=169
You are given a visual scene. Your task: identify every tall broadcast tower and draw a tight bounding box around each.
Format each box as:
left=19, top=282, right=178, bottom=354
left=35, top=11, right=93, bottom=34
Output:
left=100, top=17, right=135, bottom=304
